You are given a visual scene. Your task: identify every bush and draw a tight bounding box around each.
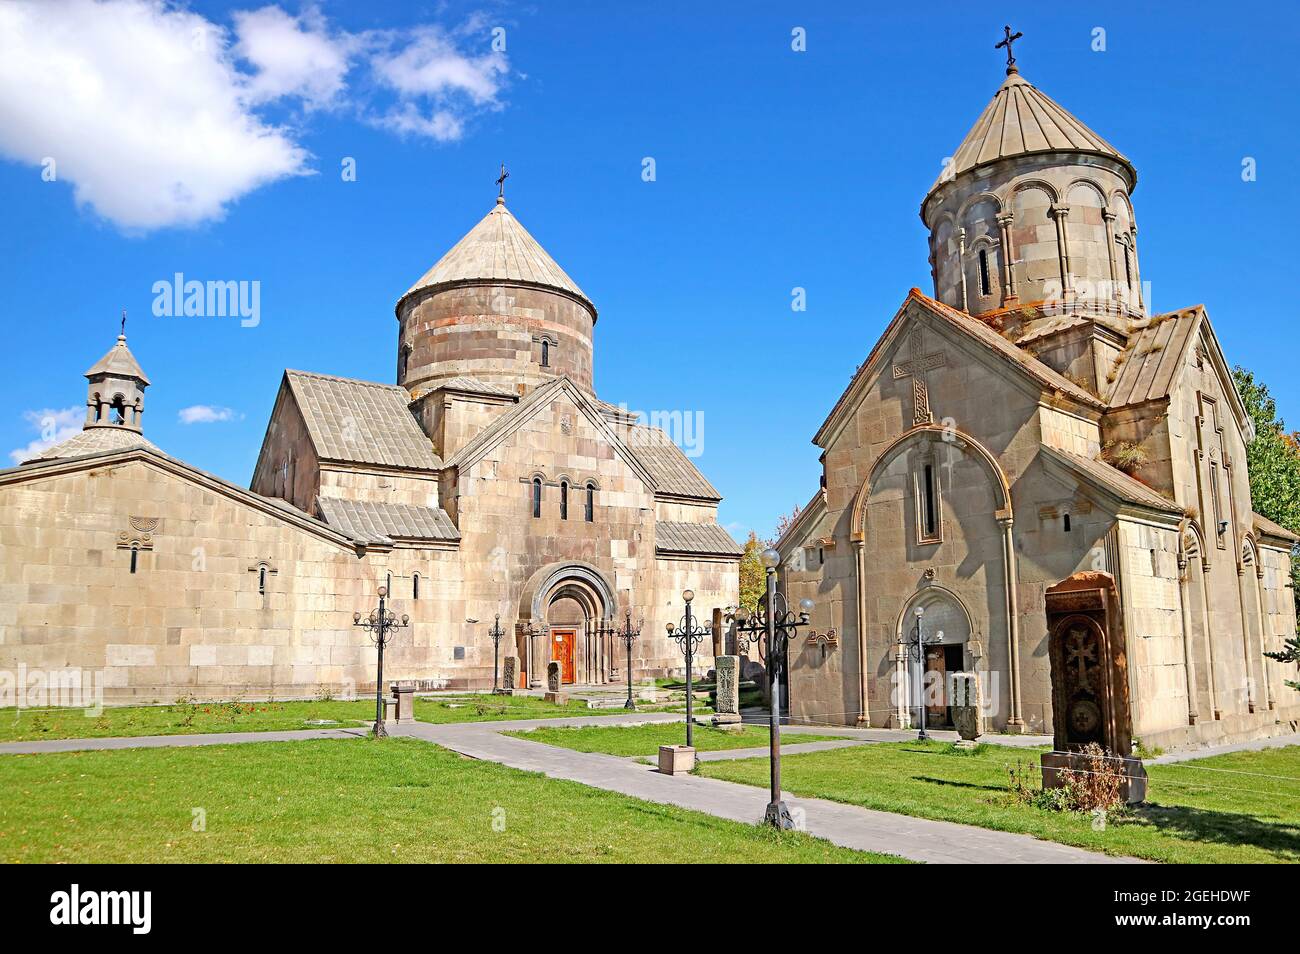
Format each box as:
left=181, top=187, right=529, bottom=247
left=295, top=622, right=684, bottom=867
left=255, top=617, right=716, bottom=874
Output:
left=1009, top=742, right=1126, bottom=815
left=1101, top=440, right=1149, bottom=475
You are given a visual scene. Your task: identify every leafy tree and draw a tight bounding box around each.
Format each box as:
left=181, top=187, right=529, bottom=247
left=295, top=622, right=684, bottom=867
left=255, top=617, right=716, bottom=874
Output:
left=737, top=532, right=766, bottom=611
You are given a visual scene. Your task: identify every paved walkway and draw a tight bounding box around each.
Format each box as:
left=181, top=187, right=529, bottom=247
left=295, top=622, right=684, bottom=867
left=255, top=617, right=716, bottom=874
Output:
left=1147, top=731, right=1300, bottom=764
left=393, top=713, right=1138, bottom=864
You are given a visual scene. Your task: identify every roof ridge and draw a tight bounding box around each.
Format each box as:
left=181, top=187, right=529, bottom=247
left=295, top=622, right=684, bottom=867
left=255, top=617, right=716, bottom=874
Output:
left=285, top=368, right=406, bottom=392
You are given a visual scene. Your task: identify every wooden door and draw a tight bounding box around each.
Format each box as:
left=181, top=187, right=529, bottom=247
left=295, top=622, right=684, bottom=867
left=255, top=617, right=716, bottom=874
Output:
left=925, top=646, right=947, bottom=720
left=553, top=629, right=576, bottom=684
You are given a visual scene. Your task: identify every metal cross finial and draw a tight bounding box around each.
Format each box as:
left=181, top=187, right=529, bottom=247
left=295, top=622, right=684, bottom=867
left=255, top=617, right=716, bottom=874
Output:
left=120, top=308, right=127, bottom=337
left=995, top=25, right=1023, bottom=74
left=495, top=162, right=509, bottom=201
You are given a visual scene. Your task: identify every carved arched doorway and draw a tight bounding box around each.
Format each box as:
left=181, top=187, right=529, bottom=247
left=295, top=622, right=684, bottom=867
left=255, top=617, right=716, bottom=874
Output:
left=896, top=586, right=974, bottom=730
left=518, top=562, right=616, bottom=687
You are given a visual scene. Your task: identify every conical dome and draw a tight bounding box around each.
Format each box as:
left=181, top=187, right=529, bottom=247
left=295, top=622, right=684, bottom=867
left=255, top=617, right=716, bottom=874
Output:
left=398, top=198, right=593, bottom=315
left=926, top=71, right=1135, bottom=200
left=85, top=334, right=151, bottom=385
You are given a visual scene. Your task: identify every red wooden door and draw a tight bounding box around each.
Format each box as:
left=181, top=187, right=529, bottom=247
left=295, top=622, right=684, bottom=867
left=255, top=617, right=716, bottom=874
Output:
left=553, top=629, right=576, bottom=684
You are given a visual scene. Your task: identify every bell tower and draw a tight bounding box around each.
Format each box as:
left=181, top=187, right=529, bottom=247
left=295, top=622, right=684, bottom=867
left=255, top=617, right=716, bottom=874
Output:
left=84, top=314, right=150, bottom=434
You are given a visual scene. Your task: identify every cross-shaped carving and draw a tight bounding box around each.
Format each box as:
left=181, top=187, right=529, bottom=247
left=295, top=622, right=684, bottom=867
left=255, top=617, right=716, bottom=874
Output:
left=891, top=329, right=945, bottom=425
left=1065, top=628, right=1097, bottom=693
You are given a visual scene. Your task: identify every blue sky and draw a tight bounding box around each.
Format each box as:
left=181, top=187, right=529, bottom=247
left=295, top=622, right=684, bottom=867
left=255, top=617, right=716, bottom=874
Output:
left=2, top=0, right=1296, bottom=541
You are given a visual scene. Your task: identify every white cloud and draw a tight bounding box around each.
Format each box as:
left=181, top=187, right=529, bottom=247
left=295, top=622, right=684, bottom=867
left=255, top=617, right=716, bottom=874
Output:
left=0, top=2, right=510, bottom=230
left=9, top=408, right=82, bottom=464
left=233, top=5, right=353, bottom=109
left=178, top=405, right=238, bottom=424
left=368, top=26, right=508, bottom=141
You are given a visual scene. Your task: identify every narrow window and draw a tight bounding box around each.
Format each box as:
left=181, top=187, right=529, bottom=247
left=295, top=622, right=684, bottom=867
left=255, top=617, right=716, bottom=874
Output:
left=1123, top=243, right=1134, bottom=291
left=1063, top=513, right=1071, bottom=532
left=532, top=478, right=543, bottom=518
left=413, top=572, right=420, bottom=600
left=400, top=344, right=410, bottom=381
left=560, top=481, right=569, bottom=519
left=258, top=566, right=267, bottom=595
left=584, top=482, right=595, bottom=522
left=978, top=248, right=991, bottom=296
left=818, top=546, right=824, bottom=565
left=541, top=340, right=550, bottom=367
left=129, top=545, right=139, bottom=574
left=111, top=395, right=126, bottom=425
left=923, top=464, right=937, bottom=537
left=386, top=572, right=392, bottom=594
left=1209, top=462, right=1224, bottom=538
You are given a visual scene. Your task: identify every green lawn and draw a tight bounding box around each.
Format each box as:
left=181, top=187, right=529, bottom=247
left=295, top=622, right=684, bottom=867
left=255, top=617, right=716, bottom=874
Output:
left=0, top=737, right=904, bottom=863
left=698, top=740, right=1300, bottom=864
left=506, top=722, right=841, bottom=757
left=0, top=694, right=625, bottom=742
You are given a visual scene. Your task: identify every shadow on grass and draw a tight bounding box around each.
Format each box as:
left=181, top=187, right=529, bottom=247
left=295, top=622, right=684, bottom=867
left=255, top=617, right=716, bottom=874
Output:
left=1135, top=802, right=1300, bottom=861
left=913, top=776, right=1006, bottom=794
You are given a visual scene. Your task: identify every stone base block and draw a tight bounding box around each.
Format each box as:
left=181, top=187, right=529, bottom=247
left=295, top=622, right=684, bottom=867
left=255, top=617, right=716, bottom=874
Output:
left=658, top=744, right=696, bottom=775
left=492, top=688, right=514, bottom=696
left=1041, top=750, right=1148, bottom=805
left=953, top=739, right=979, bottom=750
left=544, top=691, right=569, bottom=705
left=711, top=712, right=743, bottom=727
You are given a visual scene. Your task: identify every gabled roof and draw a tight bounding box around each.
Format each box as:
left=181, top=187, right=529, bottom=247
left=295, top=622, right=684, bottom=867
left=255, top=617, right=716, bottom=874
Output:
left=1253, top=512, right=1299, bottom=545
left=622, top=421, right=721, bottom=500
left=655, top=521, right=743, bottom=557
left=1039, top=445, right=1180, bottom=515
left=433, top=376, right=519, bottom=398
left=398, top=199, right=594, bottom=316
left=283, top=370, right=441, bottom=471
left=1106, top=309, right=1200, bottom=408
left=926, top=70, right=1135, bottom=201
left=813, top=289, right=1104, bottom=448
left=316, top=497, right=459, bottom=546
left=445, top=376, right=658, bottom=489
left=85, top=334, right=150, bottom=385
left=22, top=426, right=158, bottom=464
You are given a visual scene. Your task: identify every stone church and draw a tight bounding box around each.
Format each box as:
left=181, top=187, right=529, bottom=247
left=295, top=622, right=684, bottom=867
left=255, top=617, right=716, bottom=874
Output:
left=0, top=194, right=740, bottom=702
left=777, top=52, right=1299, bottom=752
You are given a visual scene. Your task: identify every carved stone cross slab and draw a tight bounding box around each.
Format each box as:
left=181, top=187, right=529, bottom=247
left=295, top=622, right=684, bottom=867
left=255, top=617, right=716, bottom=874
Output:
left=891, top=329, right=945, bottom=425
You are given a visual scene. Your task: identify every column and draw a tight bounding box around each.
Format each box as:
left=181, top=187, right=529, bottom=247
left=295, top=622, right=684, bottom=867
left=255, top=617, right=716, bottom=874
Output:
left=1252, top=565, right=1275, bottom=711
left=996, top=212, right=1017, bottom=301
left=1236, top=565, right=1258, bottom=712
left=854, top=538, right=870, bottom=725
left=1102, top=209, right=1120, bottom=308
left=1198, top=563, right=1221, bottom=719
left=956, top=227, right=969, bottom=312
left=1176, top=554, right=1200, bottom=725
left=999, top=516, right=1025, bottom=732
left=1050, top=205, right=1073, bottom=303
left=894, top=642, right=909, bottom=728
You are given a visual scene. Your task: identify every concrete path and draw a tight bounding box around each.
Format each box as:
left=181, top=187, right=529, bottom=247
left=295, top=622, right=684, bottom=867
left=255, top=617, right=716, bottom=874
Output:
left=393, top=714, right=1140, bottom=864
left=1147, top=731, right=1300, bottom=764
left=0, top=726, right=364, bottom=755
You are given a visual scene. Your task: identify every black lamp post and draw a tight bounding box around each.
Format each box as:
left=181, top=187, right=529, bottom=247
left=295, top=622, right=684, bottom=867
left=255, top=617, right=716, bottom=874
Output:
left=487, top=614, right=506, bottom=692
left=666, top=589, right=710, bottom=748
left=733, top=548, right=813, bottom=829
left=903, top=605, right=936, bottom=742
left=616, top=611, right=643, bottom=710
left=353, top=585, right=408, bottom=738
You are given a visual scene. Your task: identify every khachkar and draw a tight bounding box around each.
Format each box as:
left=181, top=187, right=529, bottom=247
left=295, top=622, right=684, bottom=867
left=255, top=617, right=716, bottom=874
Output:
left=1040, top=574, right=1148, bottom=804
left=712, top=655, right=742, bottom=726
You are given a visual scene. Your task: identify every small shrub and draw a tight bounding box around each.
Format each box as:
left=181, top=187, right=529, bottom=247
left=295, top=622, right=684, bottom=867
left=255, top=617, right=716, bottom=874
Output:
left=1010, top=743, right=1126, bottom=815
left=1101, top=440, right=1149, bottom=475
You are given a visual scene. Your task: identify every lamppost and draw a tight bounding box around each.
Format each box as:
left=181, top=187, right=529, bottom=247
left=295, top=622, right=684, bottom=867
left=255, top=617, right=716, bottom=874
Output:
left=903, top=605, right=938, bottom=742
left=616, top=611, right=643, bottom=710
left=353, top=585, right=408, bottom=738
left=666, top=589, right=710, bottom=748
left=487, top=614, right=506, bottom=691
left=733, top=548, right=813, bottom=829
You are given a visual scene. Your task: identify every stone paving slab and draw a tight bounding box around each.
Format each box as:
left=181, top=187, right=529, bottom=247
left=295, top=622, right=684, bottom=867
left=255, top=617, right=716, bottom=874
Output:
left=772, top=722, right=1054, bottom=748
left=0, top=726, right=364, bottom=755
left=394, top=719, right=1141, bottom=864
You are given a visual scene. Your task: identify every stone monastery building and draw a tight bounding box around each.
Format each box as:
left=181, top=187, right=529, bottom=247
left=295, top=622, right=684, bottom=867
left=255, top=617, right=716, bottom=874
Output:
left=1, top=195, right=741, bottom=701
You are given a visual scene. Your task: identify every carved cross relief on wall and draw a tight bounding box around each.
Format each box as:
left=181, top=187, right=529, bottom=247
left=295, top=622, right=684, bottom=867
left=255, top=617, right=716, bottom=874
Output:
left=891, top=329, right=946, bottom=426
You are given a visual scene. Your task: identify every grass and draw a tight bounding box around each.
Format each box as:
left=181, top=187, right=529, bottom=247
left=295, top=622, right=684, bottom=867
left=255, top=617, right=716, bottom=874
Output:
left=697, top=740, right=1300, bottom=864
left=504, top=722, right=841, bottom=757
left=0, top=693, right=630, bottom=742
left=0, top=737, right=904, bottom=863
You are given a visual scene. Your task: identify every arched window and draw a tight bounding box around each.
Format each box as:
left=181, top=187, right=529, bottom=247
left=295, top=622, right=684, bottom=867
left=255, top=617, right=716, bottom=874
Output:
left=111, top=395, right=126, bottom=425
left=560, top=480, right=569, bottom=519
left=258, top=565, right=267, bottom=595
left=386, top=572, right=392, bottom=594
left=977, top=248, right=992, bottom=296
left=541, top=340, right=550, bottom=367
left=1123, top=241, right=1134, bottom=290
left=400, top=344, right=411, bottom=381
left=584, top=482, right=595, bottom=522
left=413, top=572, right=420, bottom=600
left=129, top=544, right=139, bottom=574
left=532, top=478, right=543, bottom=518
